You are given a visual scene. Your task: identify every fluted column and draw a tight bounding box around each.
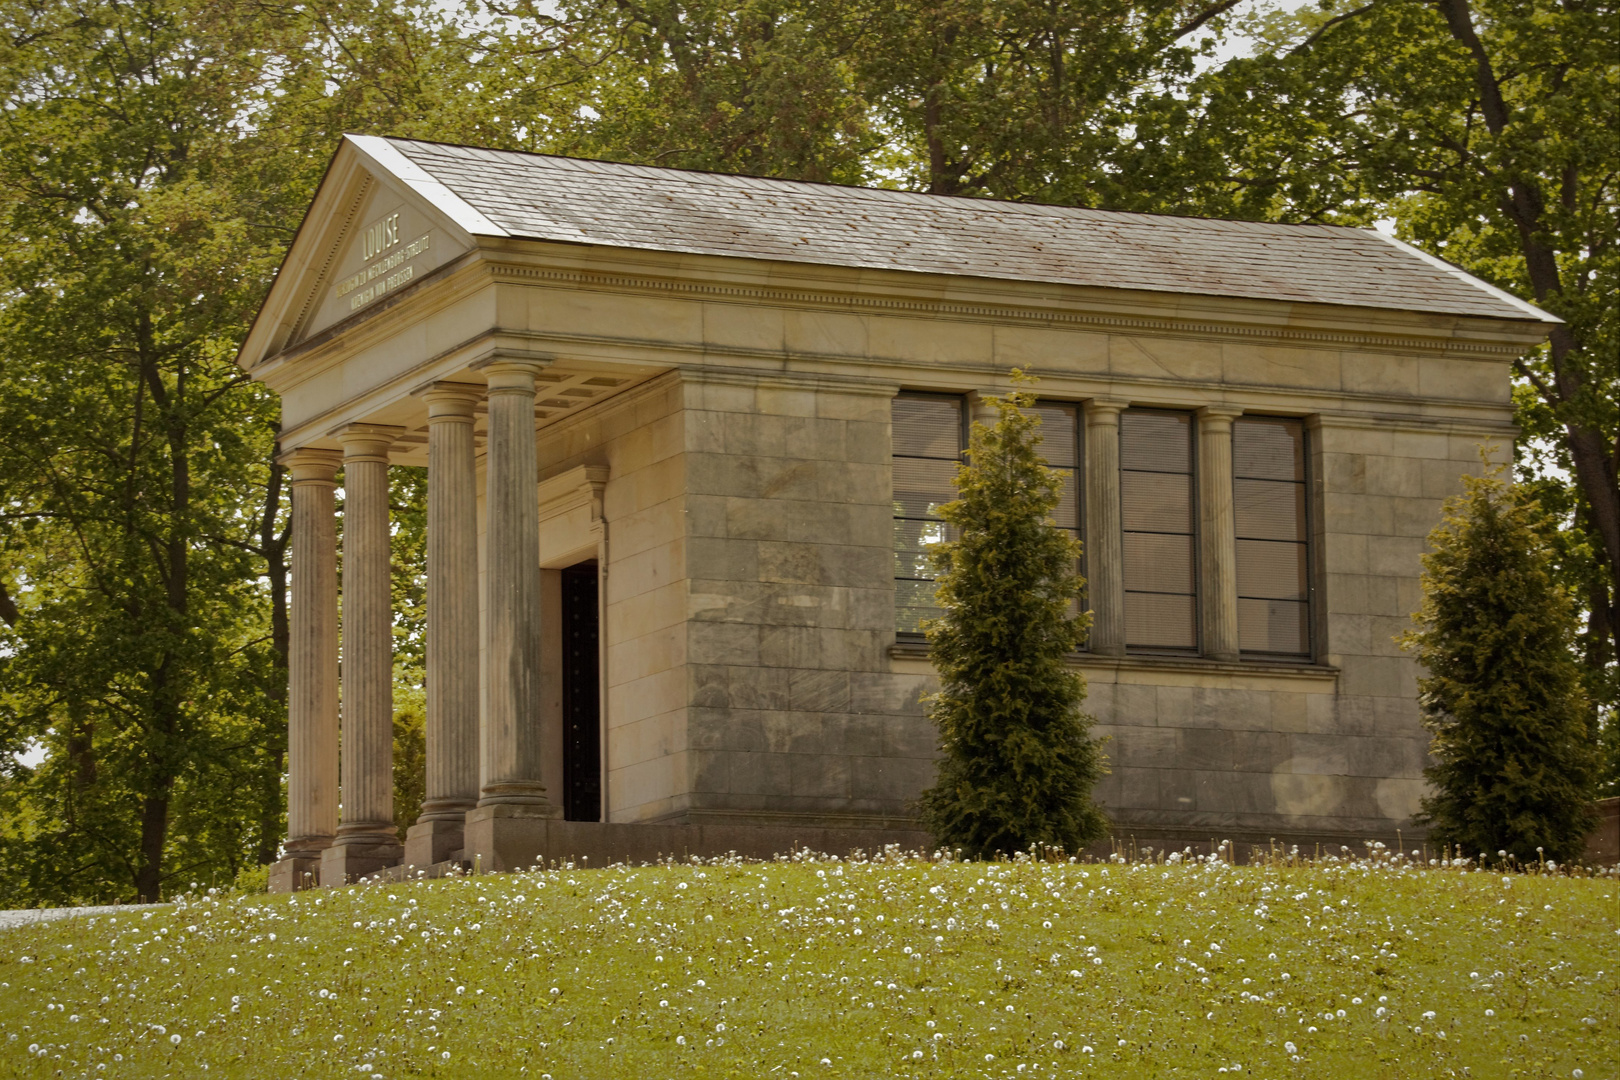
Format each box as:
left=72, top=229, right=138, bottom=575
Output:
left=1084, top=399, right=1130, bottom=656
left=477, top=360, right=557, bottom=812
left=271, top=448, right=342, bottom=893
left=1197, top=407, right=1243, bottom=662
left=403, top=385, right=483, bottom=868
left=322, top=424, right=405, bottom=884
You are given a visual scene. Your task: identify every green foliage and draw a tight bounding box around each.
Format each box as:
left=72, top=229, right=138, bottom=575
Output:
left=918, top=380, right=1107, bottom=858
left=474, top=0, right=1245, bottom=197
left=1402, top=466, right=1600, bottom=864
left=0, top=0, right=494, bottom=904
left=392, top=691, right=428, bottom=835
left=229, top=861, right=270, bottom=895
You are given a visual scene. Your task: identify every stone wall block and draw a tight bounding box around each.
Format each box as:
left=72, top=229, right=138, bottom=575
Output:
left=689, top=664, right=792, bottom=711
left=1104, top=726, right=1177, bottom=769
left=850, top=756, right=934, bottom=804
left=1104, top=767, right=1160, bottom=810
left=1269, top=693, right=1310, bottom=733
left=727, top=751, right=794, bottom=797
left=844, top=420, right=892, bottom=464
left=1321, top=532, right=1369, bottom=575
left=1393, top=496, right=1445, bottom=538
left=686, top=535, right=761, bottom=582
left=760, top=626, right=825, bottom=669
left=687, top=622, right=763, bottom=667
left=789, top=669, right=852, bottom=712
left=725, top=497, right=852, bottom=544
left=780, top=415, right=848, bottom=460
left=1371, top=694, right=1422, bottom=735
left=1106, top=683, right=1158, bottom=725
left=690, top=749, right=729, bottom=794
left=1178, top=728, right=1236, bottom=770
left=1231, top=730, right=1288, bottom=772
left=1365, top=456, right=1424, bottom=497
left=758, top=541, right=825, bottom=585
left=1339, top=655, right=1417, bottom=698
left=1192, top=773, right=1237, bottom=816
left=1283, top=733, right=1351, bottom=775
left=815, top=461, right=891, bottom=506
left=685, top=708, right=755, bottom=751
left=1367, top=534, right=1426, bottom=578
left=1157, top=769, right=1199, bottom=812
left=791, top=753, right=852, bottom=800
left=847, top=587, right=899, bottom=633
left=826, top=713, right=886, bottom=758
left=1227, top=773, right=1276, bottom=815
left=883, top=716, right=940, bottom=759
left=850, top=672, right=932, bottom=715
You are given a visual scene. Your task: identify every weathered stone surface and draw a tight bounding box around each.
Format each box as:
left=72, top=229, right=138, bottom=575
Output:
left=250, top=137, right=1544, bottom=861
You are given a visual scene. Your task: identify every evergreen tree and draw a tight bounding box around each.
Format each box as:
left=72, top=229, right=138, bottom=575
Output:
left=918, top=380, right=1108, bottom=858
left=1403, top=465, right=1599, bottom=865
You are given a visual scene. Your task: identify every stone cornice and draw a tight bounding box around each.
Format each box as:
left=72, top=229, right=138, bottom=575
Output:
left=482, top=254, right=1544, bottom=362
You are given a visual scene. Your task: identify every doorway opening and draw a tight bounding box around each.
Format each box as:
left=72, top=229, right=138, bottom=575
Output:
left=560, top=559, right=601, bottom=822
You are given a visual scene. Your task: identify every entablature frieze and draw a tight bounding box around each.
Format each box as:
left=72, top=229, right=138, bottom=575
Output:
left=476, top=249, right=1546, bottom=363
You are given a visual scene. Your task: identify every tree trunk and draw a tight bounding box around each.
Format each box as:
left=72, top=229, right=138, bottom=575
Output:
left=135, top=786, right=172, bottom=903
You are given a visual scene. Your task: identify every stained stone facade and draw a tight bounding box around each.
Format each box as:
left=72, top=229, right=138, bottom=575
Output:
left=240, top=135, right=1556, bottom=890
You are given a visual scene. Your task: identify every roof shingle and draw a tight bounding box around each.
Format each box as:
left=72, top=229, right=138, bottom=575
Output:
left=376, top=137, right=1550, bottom=323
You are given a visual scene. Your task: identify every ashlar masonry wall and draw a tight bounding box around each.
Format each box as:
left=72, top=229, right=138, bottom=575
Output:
left=679, top=372, right=936, bottom=828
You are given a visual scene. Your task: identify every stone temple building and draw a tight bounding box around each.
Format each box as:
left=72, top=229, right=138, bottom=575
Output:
left=239, top=135, right=1555, bottom=890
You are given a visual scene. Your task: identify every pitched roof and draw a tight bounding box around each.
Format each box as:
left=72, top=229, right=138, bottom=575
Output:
left=353, top=135, right=1554, bottom=324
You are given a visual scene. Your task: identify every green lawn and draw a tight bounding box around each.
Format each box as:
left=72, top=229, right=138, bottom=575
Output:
left=1, top=850, right=1615, bottom=1079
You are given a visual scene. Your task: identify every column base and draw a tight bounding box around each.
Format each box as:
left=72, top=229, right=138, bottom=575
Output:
left=464, top=802, right=562, bottom=873
left=269, top=854, right=324, bottom=894
left=403, top=816, right=469, bottom=870
left=320, top=840, right=404, bottom=887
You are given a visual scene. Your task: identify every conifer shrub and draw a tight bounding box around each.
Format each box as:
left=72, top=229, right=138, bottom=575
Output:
left=917, top=380, right=1108, bottom=858
left=1402, top=465, right=1599, bottom=864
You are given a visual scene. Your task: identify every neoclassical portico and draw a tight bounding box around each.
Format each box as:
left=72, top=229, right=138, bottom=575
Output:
left=273, top=361, right=581, bottom=888
left=247, top=135, right=1552, bottom=890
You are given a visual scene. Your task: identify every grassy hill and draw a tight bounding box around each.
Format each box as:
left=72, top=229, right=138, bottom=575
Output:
left=1, top=849, right=1614, bottom=1078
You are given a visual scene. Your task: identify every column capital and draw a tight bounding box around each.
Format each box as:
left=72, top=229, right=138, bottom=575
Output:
left=334, top=423, right=405, bottom=463
left=416, top=381, right=483, bottom=420
left=279, top=447, right=344, bottom=485
left=1083, top=397, right=1132, bottom=420
left=472, top=354, right=552, bottom=394
left=1196, top=405, right=1244, bottom=427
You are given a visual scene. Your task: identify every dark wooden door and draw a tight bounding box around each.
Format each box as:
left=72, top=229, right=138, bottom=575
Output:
left=560, top=561, right=601, bottom=821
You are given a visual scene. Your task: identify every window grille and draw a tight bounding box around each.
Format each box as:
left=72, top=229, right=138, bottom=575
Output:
left=1120, top=409, right=1198, bottom=651
left=1233, top=416, right=1311, bottom=657
left=892, top=394, right=964, bottom=634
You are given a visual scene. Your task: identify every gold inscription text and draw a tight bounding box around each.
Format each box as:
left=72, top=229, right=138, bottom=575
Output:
left=336, top=232, right=432, bottom=308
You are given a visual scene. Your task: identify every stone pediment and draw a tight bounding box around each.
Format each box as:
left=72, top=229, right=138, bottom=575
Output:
left=239, top=136, right=491, bottom=370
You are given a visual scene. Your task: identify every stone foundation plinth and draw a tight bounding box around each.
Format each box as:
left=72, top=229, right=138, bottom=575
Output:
left=403, top=817, right=467, bottom=870
left=462, top=814, right=932, bottom=872
left=269, top=854, right=324, bottom=893
left=320, top=841, right=404, bottom=886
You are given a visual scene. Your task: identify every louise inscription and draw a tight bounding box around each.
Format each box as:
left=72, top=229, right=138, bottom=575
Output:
left=334, top=211, right=432, bottom=312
